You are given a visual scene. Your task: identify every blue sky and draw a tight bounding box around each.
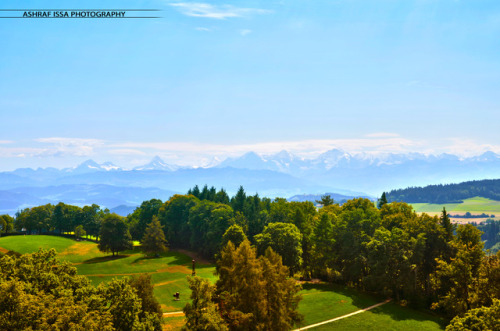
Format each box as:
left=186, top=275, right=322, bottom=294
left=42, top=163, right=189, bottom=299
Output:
left=0, top=0, right=499, bottom=170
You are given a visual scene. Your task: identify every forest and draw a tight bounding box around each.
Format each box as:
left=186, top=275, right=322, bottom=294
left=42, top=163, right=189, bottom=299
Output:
left=1, top=185, right=499, bottom=330
left=386, top=179, right=500, bottom=203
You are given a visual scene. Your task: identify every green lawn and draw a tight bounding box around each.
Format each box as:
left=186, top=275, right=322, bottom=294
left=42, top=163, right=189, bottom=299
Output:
left=309, top=302, right=446, bottom=330
left=411, top=197, right=500, bottom=214
left=0, top=235, right=77, bottom=254
left=0, top=235, right=215, bottom=313
left=298, top=283, right=379, bottom=326
left=0, top=235, right=447, bottom=330
left=297, top=283, right=445, bottom=330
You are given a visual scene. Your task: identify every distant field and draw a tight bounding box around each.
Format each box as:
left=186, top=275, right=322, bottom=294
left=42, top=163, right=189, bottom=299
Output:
left=411, top=197, right=500, bottom=221
left=0, top=235, right=446, bottom=330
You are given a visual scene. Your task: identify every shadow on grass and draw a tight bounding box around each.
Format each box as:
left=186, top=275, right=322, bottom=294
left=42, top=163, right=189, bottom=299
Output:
left=300, top=283, right=447, bottom=329
left=82, top=255, right=129, bottom=264
left=301, top=282, right=382, bottom=309
left=368, top=303, right=448, bottom=328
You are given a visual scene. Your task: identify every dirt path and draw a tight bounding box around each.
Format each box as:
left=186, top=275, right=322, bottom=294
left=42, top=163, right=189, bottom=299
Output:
left=293, top=299, right=392, bottom=330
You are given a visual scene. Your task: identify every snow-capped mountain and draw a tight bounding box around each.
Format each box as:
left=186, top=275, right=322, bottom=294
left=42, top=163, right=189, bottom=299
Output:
left=133, top=156, right=178, bottom=171
left=0, top=150, right=499, bottom=215
left=69, top=160, right=122, bottom=174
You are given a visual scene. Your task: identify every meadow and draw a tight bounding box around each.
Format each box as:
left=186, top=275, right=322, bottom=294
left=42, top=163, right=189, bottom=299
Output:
left=0, top=235, right=446, bottom=330
left=411, top=197, right=500, bottom=221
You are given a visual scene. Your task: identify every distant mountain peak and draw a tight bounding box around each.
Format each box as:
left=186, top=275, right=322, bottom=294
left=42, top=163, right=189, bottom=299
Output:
left=79, top=159, right=100, bottom=167
left=71, top=159, right=121, bottom=173
left=133, top=156, right=177, bottom=171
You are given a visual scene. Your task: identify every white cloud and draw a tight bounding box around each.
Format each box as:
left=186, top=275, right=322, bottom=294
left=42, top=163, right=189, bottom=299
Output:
left=195, top=27, right=211, bottom=31
left=107, top=148, right=147, bottom=156
left=240, top=29, right=252, bottom=36
left=34, top=137, right=104, bottom=157
left=2, top=137, right=499, bottom=169
left=108, top=136, right=500, bottom=167
left=169, top=3, right=271, bottom=19
left=365, top=132, right=400, bottom=138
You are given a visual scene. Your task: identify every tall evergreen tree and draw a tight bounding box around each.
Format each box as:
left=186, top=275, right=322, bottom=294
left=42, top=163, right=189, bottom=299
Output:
left=231, top=186, right=247, bottom=213
left=440, top=207, right=454, bottom=241
left=377, top=192, right=388, bottom=209
left=183, top=276, right=227, bottom=331
left=214, top=240, right=302, bottom=330
left=141, top=216, right=168, bottom=257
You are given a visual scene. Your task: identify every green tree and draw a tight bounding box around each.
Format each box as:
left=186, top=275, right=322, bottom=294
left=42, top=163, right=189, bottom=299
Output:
left=231, top=186, right=247, bottom=213
left=260, top=247, right=303, bottom=330
left=377, top=192, right=388, bottom=209
left=316, top=194, right=334, bottom=207
left=440, top=207, right=454, bottom=242
left=158, top=194, right=199, bottom=249
left=431, top=224, right=485, bottom=316
left=215, top=240, right=302, bottom=330
left=26, top=204, right=54, bottom=234
left=0, top=249, right=114, bottom=330
left=188, top=201, right=234, bottom=258
left=129, top=199, right=163, bottom=241
left=128, top=274, right=163, bottom=321
left=221, top=224, right=247, bottom=249
left=141, top=216, right=168, bottom=256
left=98, top=214, right=133, bottom=256
left=469, top=251, right=500, bottom=308
left=446, top=299, right=500, bottom=331
left=255, top=222, right=303, bottom=274
left=183, top=276, right=228, bottom=331
left=0, top=214, right=14, bottom=235
left=74, top=225, right=86, bottom=240
left=80, top=204, right=104, bottom=240
left=312, top=213, right=336, bottom=278
left=365, top=227, right=418, bottom=301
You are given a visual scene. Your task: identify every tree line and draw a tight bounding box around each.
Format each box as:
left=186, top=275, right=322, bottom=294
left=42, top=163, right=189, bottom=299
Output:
left=386, top=179, right=500, bottom=203
left=1, top=185, right=499, bottom=329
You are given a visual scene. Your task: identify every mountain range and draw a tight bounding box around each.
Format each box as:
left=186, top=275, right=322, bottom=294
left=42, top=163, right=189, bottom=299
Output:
left=1, top=149, right=499, bottom=215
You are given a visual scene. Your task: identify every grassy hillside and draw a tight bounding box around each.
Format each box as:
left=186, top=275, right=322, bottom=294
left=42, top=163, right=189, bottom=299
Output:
left=0, top=235, right=446, bottom=330
left=411, top=197, right=500, bottom=215
left=0, top=235, right=213, bottom=312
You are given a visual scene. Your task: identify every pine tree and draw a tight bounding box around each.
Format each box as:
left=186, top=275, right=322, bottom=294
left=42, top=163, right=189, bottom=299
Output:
left=315, top=194, right=334, bottom=207
left=215, top=240, right=302, bottom=330
left=141, top=216, right=168, bottom=257
left=183, top=276, right=228, bottom=331
left=377, top=192, right=388, bottom=209
left=440, top=207, right=454, bottom=241
left=260, top=247, right=303, bottom=330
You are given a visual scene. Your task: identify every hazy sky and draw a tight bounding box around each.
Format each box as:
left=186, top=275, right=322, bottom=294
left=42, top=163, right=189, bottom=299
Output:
left=1, top=0, right=499, bottom=170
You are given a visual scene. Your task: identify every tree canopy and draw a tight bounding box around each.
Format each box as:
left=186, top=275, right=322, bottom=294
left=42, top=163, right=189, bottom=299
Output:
left=0, top=249, right=162, bottom=330
left=98, top=213, right=133, bottom=256
left=141, top=216, right=168, bottom=256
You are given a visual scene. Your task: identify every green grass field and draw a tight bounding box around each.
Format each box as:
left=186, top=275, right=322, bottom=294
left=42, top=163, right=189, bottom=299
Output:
left=411, top=197, right=500, bottom=215
left=0, top=235, right=446, bottom=330
left=0, top=235, right=211, bottom=313
left=310, top=302, right=446, bottom=330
